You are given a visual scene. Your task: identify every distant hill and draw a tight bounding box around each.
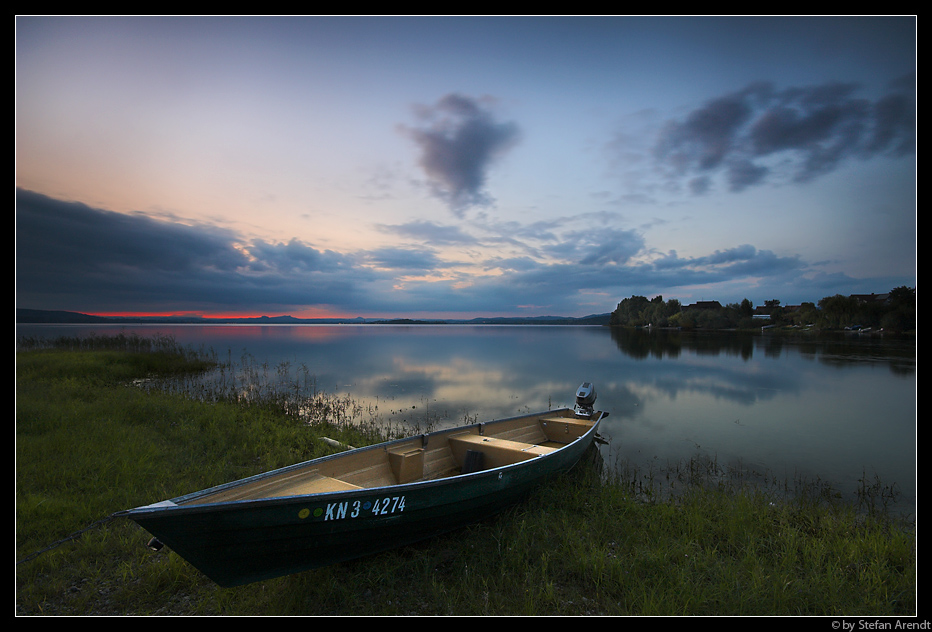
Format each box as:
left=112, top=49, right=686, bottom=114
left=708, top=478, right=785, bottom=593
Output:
left=446, top=314, right=611, bottom=325
left=16, top=308, right=611, bottom=326
left=14, top=309, right=369, bottom=325
left=15, top=309, right=113, bottom=324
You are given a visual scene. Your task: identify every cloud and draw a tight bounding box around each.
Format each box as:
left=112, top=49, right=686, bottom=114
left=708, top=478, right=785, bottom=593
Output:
left=15, top=188, right=910, bottom=318
left=376, top=220, right=480, bottom=246
left=655, top=86, right=758, bottom=173
left=244, top=239, right=353, bottom=274
left=15, top=189, right=245, bottom=275
left=14, top=189, right=371, bottom=314
left=651, top=76, right=915, bottom=193
left=363, top=247, right=449, bottom=272
left=564, top=227, right=645, bottom=267
left=402, top=93, right=520, bottom=215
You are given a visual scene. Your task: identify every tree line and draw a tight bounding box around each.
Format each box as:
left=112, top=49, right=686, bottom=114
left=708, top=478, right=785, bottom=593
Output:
left=609, top=286, right=916, bottom=333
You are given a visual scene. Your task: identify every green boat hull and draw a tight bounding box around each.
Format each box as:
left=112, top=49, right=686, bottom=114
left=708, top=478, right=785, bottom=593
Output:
left=128, top=409, right=604, bottom=587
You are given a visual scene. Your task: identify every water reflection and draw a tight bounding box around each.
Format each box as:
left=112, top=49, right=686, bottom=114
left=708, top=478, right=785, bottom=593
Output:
left=17, top=323, right=915, bottom=512
left=610, top=327, right=916, bottom=373
left=599, top=328, right=915, bottom=514
left=610, top=327, right=756, bottom=361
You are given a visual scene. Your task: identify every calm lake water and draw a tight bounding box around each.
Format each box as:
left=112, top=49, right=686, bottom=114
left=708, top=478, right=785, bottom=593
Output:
left=17, top=323, right=917, bottom=512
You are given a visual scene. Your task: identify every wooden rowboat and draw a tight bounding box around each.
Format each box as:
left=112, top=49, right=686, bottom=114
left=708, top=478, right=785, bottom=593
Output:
left=127, top=383, right=607, bottom=587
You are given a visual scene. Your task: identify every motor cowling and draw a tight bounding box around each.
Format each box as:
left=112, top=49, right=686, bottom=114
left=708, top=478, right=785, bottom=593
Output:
left=574, top=382, right=597, bottom=416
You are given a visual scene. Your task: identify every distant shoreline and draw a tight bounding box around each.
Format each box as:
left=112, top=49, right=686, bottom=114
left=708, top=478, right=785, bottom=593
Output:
left=14, top=307, right=612, bottom=327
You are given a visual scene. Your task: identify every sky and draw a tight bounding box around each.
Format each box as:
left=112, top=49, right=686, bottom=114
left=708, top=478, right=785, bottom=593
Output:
left=15, top=16, right=917, bottom=319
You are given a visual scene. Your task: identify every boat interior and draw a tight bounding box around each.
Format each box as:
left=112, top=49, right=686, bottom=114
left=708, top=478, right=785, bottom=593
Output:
left=183, top=409, right=599, bottom=505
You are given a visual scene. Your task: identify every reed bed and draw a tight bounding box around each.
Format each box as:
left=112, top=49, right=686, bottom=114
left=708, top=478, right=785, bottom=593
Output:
left=15, top=334, right=916, bottom=616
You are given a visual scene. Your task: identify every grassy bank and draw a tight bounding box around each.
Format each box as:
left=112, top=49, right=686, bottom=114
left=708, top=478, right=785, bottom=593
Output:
left=15, top=337, right=916, bottom=616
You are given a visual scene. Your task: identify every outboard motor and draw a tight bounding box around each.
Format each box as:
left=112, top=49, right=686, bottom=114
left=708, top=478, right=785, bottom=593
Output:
left=574, top=382, right=597, bottom=417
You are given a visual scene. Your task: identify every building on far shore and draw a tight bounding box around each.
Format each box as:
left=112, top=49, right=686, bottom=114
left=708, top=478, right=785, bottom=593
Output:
left=850, top=293, right=890, bottom=305
left=683, top=301, right=722, bottom=311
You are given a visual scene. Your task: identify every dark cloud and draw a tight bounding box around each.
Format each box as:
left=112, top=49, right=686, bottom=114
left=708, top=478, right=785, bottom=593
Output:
left=245, top=239, right=353, bottom=274
left=15, top=189, right=245, bottom=312
left=402, top=93, right=520, bottom=214
left=15, top=188, right=910, bottom=318
left=865, top=91, right=915, bottom=156
left=653, top=76, right=915, bottom=193
left=14, top=189, right=369, bottom=314
left=725, top=159, right=769, bottom=192
left=655, top=87, right=758, bottom=173
left=15, top=189, right=245, bottom=275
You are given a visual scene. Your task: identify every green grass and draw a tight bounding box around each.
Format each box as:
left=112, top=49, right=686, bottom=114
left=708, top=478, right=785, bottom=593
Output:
left=15, top=337, right=916, bottom=616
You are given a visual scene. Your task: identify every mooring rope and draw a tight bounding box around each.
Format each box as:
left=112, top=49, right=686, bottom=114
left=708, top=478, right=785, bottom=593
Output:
left=16, top=510, right=131, bottom=566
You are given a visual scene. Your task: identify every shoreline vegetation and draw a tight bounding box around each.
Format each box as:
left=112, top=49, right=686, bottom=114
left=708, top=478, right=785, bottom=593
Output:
left=608, top=286, right=916, bottom=334
left=16, top=334, right=916, bottom=616
left=13, top=286, right=918, bottom=333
